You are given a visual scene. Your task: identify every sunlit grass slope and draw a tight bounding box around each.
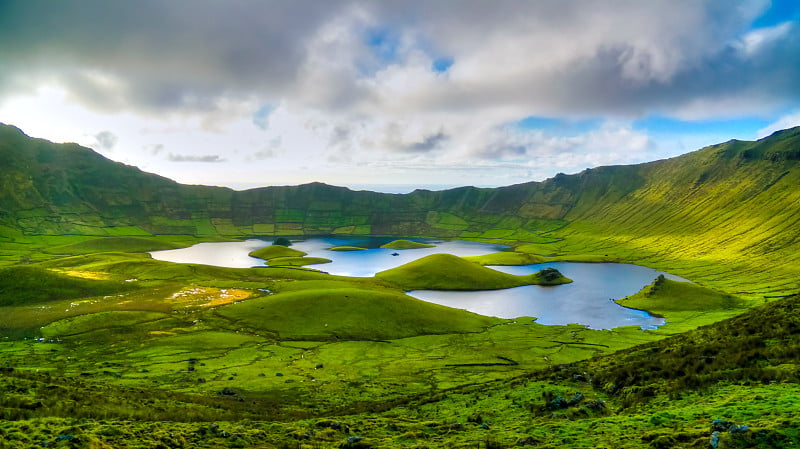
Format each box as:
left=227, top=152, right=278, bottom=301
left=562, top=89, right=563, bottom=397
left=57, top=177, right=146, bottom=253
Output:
left=550, top=127, right=800, bottom=299
left=0, top=266, right=135, bottom=306
left=216, top=287, right=501, bottom=340
left=2, top=122, right=800, bottom=302
left=617, top=276, right=746, bottom=334
left=375, top=253, right=567, bottom=290
left=248, top=244, right=306, bottom=260
left=45, top=237, right=183, bottom=255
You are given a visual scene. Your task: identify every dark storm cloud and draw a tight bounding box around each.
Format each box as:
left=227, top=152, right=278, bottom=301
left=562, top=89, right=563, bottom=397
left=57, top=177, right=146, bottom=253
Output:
left=0, top=0, right=349, bottom=113
left=405, top=131, right=448, bottom=153
left=0, top=0, right=797, bottom=120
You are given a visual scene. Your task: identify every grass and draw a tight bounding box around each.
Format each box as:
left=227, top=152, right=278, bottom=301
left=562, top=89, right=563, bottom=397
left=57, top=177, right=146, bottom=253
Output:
left=266, top=256, right=333, bottom=267
left=464, top=251, right=545, bottom=265
left=45, top=236, right=184, bottom=255
left=379, top=239, right=435, bottom=249
left=329, top=246, right=367, bottom=251
left=0, top=266, right=136, bottom=306
left=215, top=287, right=502, bottom=340
left=248, top=244, right=306, bottom=260
left=617, top=276, right=747, bottom=334
left=376, top=253, right=570, bottom=290
left=2, top=126, right=800, bottom=447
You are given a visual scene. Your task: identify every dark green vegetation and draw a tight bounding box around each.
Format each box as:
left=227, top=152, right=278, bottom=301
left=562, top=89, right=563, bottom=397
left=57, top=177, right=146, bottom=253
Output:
left=376, top=253, right=570, bottom=290
left=1, top=123, right=800, bottom=447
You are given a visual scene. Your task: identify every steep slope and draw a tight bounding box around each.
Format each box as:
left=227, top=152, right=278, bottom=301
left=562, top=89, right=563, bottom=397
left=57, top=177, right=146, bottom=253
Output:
left=1, top=123, right=799, bottom=297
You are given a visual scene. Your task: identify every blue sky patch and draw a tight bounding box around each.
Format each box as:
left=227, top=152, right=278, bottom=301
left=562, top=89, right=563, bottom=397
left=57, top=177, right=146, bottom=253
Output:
left=750, top=0, right=800, bottom=29
left=252, top=104, right=275, bottom=130
left=634, top=116, right=771, bottom=139
left=515, top=116, right=601, bottom=134
left=365, top=27, right=400, bottom=64
left=432, top=57, right=453, bottom=73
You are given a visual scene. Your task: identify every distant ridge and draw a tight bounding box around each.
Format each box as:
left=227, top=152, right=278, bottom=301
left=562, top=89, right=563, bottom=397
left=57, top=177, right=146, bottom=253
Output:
left=1, top=123, right=799, bottom=297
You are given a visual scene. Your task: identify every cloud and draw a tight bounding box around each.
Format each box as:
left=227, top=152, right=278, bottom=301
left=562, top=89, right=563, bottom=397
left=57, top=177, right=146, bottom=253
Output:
left=1, top=0, right=798, bottom=189
left=405, top=131, right=448, bottom=152
left=3, top=0, right=795, bottom=121
left=757, top=111, right=800, bottom=138
left=90, top=130, right=118, bottom=151
left=167, top=153, right=225, bottom=163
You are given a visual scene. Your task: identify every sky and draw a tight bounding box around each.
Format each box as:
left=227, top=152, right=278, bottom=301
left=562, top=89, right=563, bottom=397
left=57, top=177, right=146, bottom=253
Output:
left=1, top=0, right=799, bottom=193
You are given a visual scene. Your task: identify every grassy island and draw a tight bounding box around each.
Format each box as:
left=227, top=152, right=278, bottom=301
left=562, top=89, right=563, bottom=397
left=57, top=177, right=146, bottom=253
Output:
left=375, top=253, right=570, bottom=290
left=248, top=244, right=306, bottom=260
left=379, top=239, right=435, bottom=249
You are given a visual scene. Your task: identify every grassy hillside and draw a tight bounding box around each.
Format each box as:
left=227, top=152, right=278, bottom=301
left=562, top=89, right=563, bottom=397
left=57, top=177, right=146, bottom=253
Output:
left=0, top=266, right=135, bottom=306
left=2, top=123, right=799, bottom=302
left=1, top=124, right=800, bottom=447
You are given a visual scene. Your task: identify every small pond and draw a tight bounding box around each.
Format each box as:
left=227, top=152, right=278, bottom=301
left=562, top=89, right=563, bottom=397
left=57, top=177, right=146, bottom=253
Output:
left=150, top=237, right=687, bottom=329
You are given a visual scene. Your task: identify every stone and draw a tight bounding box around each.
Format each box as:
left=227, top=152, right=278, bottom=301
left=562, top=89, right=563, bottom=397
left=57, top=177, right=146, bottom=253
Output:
left=566, top=391, right=584, bottom=406
left=712, top=419, right=733, bottom=432
left=710, top=431, right=720, bottom=449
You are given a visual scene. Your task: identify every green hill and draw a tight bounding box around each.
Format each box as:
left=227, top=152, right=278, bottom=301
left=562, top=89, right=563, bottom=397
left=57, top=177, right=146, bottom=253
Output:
left=1, top=123, right=799, bottom=301
left=0, top=266, right=134, bottom=306
left=379, top=239, right=435, bottom=249
left=375, top=253, right=570, bottom=290
left=216, top=287, right=500, bottom=340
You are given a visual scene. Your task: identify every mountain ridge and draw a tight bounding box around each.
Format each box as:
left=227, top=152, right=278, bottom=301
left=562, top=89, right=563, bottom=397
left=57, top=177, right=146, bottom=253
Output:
left=1, top=122, right=799, bottom=298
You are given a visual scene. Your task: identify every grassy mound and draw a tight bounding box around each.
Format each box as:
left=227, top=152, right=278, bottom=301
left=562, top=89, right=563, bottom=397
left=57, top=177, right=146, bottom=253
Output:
left=379, top=239, right=435, bottom=249
left=376, top=253, right=543, bottom=290
left=248, top=245, right=306, bottom=260
left=46, top=237, right=183, bottom=255
left=329, top=246, right=367, bottom=251
left=217, top=287, right=501, bottom=340
left=617, top=276, right=745, bottom=333
left=0, top=266, right=135, bottom=306
left=266, top=256, right=332, bottom=267
left=465, top=251, right=546, bottom=265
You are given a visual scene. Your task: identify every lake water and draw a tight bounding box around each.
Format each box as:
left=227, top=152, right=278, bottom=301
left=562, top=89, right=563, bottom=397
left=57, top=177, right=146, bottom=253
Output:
left=409, top=262, right=687, bottom=330
left=150, top=237, right=685, bottom=329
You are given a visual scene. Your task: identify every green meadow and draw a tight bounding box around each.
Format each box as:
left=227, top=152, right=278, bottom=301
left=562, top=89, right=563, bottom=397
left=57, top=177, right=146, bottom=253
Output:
left=1, top=124, right=800, bottom=447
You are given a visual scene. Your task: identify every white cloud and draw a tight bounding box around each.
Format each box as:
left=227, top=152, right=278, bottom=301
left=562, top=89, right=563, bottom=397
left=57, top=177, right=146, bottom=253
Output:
left=1, top=0, right=798, bottom=189
left=757, top=111, right=800, bottom=138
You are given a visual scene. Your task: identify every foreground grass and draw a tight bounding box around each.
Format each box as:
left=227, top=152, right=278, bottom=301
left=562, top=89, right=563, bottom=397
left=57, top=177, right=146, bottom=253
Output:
left=0, top=233, right=798, bottom=448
